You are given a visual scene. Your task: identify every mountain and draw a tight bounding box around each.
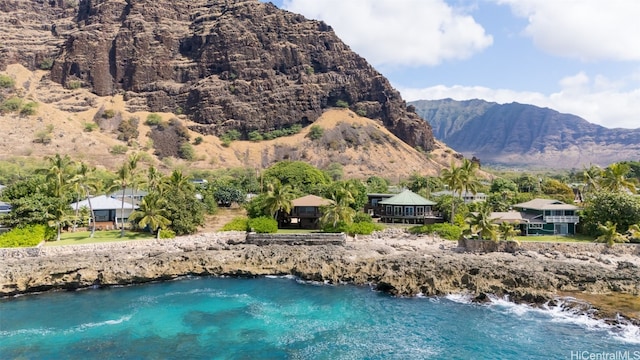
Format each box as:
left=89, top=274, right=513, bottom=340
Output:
left=0, top=0, right=461, bottom=179
left=410, top=99, right=640, bottom=168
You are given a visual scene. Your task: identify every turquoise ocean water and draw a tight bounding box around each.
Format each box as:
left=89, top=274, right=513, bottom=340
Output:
left=1, top=276, right=638, bottom=359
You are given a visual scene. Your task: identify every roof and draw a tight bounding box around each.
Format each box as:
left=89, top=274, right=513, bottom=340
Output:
left=70, top=195, right=137, bottom=211
left=431, top=190, right=486, bottom=197
left=513, top=198, right=579, bottom=211
left=292, top=195, right=333, bottom=207
left=108, top=188, right=149, bottom=198
left=379, top=189, right=436, bottom=206
left=490, top=211, right=525, bottom=224
left=367, top=193, right=395, bottom=198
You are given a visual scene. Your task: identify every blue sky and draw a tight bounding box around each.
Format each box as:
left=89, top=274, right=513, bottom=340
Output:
left=261, top=0, right=640, bottom=129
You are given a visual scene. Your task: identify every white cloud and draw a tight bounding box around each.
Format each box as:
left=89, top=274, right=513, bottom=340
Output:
left=282, top=0, right=493, bottom=67
left=400, top=73, right=640, bottom=129
left=495, top=0, right=640, bottom=61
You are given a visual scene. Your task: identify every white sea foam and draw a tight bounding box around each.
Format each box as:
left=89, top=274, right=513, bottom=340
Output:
left=479, top=295, right=640, bottom=345
left=64, top=314, right=133, bottom=334
left=444, top=293, right=473, bottom=304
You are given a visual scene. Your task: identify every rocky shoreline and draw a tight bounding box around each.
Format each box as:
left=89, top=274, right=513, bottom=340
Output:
left=1, top=229, right=639, bottom=325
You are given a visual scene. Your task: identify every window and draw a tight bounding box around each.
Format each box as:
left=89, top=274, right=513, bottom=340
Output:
left=405, top=207, right=414, bottom=216
left=416, top=206, right=424, bottom=216
left=529, top=224, right=543, bottom=229
left=386, top=205, right=392, bottom=215
left=372, top=199, right=379, bottom=206
left=394, top=206, right=402, bottom=216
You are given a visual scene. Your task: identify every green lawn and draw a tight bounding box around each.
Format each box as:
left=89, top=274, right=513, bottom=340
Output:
left=515, top=234, right=595, bottom=243
left=45, top=230, right=154, bottom=247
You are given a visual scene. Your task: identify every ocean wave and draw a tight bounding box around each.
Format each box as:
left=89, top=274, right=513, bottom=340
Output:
left=482, top=295, right=640, bottom=345
left=63, top=314, right=133, bottom=334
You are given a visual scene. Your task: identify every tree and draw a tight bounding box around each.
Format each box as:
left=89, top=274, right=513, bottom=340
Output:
left=164, top=182, right=204, bottom=236
left=262, top=180, right=294, bottom=222
left=596, top=221, right=628, bottom=247
left=490, top=178, right=518, bottom=194
left=600, top=163, right=637, bottom=194
left=128, top=192, right=171, bottom=239
left=581, top=165, right=602, bottom=194
left=460, top=158, right=481, bottom=196
left=114, top=153, right=141, bottom=237
left=366, top=176, right=389, bottom=193
left=541, top=179, right=575, bottom=204
left=498, top=222, right=519, bottom=241
left=466, top=202, right=498, bottom=241
left=320, top=194, right=355, bottom=229
left=213, top=185, right=246, bottom=207
left=40, top=154, right=74, bottom=198
left=580, top=191, right=640, bottom=236
left=440, top=161, right=465, bottom=224
left=262, top=161, right=329, bottom=195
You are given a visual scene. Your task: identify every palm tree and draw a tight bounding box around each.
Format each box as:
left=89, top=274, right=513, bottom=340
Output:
left=128, top=192, right=171, bottom=239
left=460, top=158, right=481, bottom=196
left=600, top=163, right=637, bottom=193
left=440, top=161, right=465, bottom=224
left=498, top=222, right=519, bottom=242
left=596, top=221, right=629, bottom=247
left=47, top=200, right=73, bottom=241
left=262, top=180, right=294, bottom=221
left=166, top=169, right=194, bottom=193
left=115, top=153, right=141, bottom=237
left=40, top=153, right=74, bottom=198
left=466, top=202, right=498, bottom=241
left=144, top=165, right=164, bottom=194
left=320, top=193, right=356, bottom=228
left=581, top=165, right=602, bottom=194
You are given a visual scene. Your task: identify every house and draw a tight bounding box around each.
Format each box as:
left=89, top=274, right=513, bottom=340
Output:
left=285, top=195, right=333, bottom=229
left=364, top=193, right=394, bottom=217
left=512, top=198, right=580, bottom=235
left=431, top=190, right=487, bottom=203
left=378, top=189, right=442, bottom=224
left=70, top=195, right=138, bottom=230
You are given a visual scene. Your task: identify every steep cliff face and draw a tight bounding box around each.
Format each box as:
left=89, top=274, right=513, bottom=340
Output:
left=34, top=0, right=433, bottom=150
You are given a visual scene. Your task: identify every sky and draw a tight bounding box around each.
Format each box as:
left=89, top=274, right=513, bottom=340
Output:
left=261, top=0, right=640, bottom=129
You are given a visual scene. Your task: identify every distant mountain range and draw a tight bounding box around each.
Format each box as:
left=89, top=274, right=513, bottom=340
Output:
left=410, top=99, right=640, bottom=168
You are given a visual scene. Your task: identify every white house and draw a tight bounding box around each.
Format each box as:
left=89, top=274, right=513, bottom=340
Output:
left=70, top=195, right=137, bottom=229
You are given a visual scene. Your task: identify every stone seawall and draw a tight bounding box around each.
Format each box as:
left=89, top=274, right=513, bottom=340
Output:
left=246, top=233, right=346, bottom=246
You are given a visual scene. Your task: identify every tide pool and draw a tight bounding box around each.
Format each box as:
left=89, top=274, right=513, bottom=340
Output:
left=1, top=276, right=638, bottom=359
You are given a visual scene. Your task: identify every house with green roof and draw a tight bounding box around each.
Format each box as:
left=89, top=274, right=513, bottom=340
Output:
left=512, top=198, right=580, bottom=235
left=378, top=189, right=442, bottom=224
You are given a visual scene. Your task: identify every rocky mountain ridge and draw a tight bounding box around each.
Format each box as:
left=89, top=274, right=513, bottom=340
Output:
left=0, top=0, right=434, bottom=152
left=411, top=98, right=640, bottom=168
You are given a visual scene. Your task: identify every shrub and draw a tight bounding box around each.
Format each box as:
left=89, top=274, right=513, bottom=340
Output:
left=336, top=99, right=349, bottom=108
left=353, top=212, right=373, bottom=223
left=40, top=59, right=54, bottom=70
left=248, top=130, right=263, bottom=141
left=178, top=142, right=195, bottom=161
left=159, top=229, right=176, bottom=239
left=322, top=221, right=349, bottom=233
left=408, top=223, right=463, bottom=240
left=20, top=102, right=38, bottom=116
left=0, top=74, right=15, bottom=88
left=84, top=122, right=98, bottom=132
left=248, top=216, right=278, bottom=233
left=1, top=97, right=23, bottom=113
left=117, top=116, right=139, bottom=142
left=193, top=136, right=203, bottom=145
left=0, top=224, right=49, bottom=248
left=145, top=113, right=162, bottom=125
left=356, top=108, right=367, bottom=117
left=67, top=80, right=82, bottom=89
left=346, top=222, right=383, bottom=235
left=307, top=125, right=324, bottom=140
left=33, top=125, right=54, bottom=144
left=110, top=144, right=128, bottom=154
left=221, top=217, right=249, bottom=232
left=102, top=109, right=115, bottom=119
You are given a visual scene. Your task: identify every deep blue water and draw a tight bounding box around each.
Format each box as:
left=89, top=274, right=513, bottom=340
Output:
left=1, top=276, right=638, bottom=359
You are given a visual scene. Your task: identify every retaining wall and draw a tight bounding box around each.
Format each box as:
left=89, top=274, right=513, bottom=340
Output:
left=246, top=232, right=346, bottom=246
left=458, top=238, right=640, bottom=255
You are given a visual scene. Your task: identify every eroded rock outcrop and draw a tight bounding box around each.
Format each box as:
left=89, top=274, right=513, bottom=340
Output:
left=2, top=231, right=639, bottom=326
left=20, top=0, right=433, bottom=149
